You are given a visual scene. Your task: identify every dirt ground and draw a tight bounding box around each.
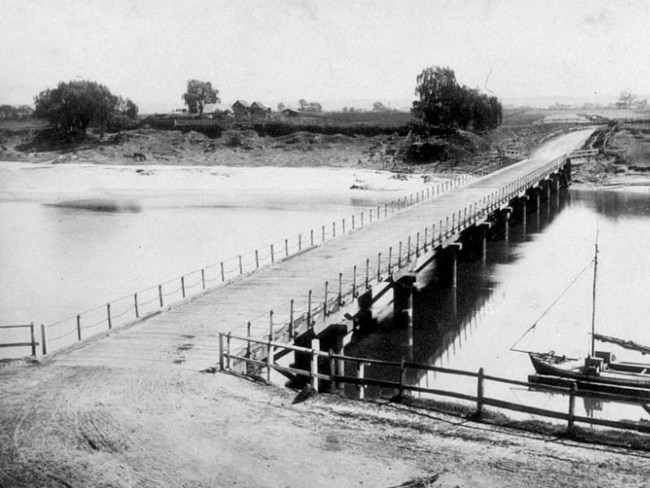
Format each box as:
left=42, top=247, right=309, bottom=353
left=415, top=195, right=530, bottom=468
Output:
left=2, top=357, right=650, bottom=488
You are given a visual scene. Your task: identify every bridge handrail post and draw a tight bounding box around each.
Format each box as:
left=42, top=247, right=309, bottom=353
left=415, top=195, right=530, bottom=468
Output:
left=323, top=281, right=329, bottom=317
left=377, top=252, right=382, bottom=281
left=338, top=273, right=343, bottom=307
left=365, top=258, right=370, bottom=289
left=77, top=314, right=82, bottom=341
left=289, top=301, right=294, bottom=339
left=352, top=265, right=357, bottom=297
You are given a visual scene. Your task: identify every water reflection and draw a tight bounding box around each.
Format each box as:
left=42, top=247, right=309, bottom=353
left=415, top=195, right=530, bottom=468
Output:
left=346, top=188, right=650, bottom=422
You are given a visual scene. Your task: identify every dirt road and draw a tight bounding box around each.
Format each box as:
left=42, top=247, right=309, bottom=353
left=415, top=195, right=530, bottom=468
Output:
left=1, top=356, right=649, bottom=487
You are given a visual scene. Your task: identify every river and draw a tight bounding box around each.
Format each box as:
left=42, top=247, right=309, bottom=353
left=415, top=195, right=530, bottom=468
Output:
left=345, top=185, right=650, bottom=423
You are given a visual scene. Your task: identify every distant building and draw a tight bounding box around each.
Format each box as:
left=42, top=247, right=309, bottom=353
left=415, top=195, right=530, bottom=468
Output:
left=281, top=108, right=300, bottom=118
left=250, top=101, right=271, bottom=119
left=232, top=100, right=251, bottom=119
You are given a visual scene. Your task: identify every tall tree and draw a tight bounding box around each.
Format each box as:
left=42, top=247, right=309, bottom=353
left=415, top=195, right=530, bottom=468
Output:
left=411, top=66, right=502, bottom=131
left=182, top=80, right=219, bottom=115
left=33, top=80, right=121, bottom=137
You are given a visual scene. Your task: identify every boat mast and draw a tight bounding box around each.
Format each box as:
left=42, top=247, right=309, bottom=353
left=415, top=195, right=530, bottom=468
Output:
left=590, top=236, right=599, bottom=357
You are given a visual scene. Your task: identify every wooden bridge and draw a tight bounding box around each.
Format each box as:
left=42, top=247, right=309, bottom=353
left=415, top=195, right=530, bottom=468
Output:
left=34, top=128, right=595, bottom=371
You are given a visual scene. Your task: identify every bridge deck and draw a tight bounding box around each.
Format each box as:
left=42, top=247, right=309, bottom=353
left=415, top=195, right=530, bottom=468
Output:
left=55, top=129, right=594, bottom=371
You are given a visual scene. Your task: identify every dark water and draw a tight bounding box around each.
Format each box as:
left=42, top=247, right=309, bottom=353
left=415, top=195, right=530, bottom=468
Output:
left=346, top=187, right=650, bottom=423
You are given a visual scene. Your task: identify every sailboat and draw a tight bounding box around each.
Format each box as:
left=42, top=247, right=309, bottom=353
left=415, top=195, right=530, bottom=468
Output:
left=526, top=238, right=650, bottom=397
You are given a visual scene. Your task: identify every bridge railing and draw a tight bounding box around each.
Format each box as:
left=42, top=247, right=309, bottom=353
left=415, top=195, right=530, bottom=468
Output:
left=38, top=172, right=476, bottom=356
left=224, top=154, right=569, bottom=348
left=219, top=333, right=650, bottom=436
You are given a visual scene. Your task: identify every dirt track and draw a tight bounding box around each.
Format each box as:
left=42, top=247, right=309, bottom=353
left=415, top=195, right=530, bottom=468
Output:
left=1, top=356, right=650, bottom=488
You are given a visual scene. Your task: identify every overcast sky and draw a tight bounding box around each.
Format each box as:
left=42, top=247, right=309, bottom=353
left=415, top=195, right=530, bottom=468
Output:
left=1, top=0, right=648, bottom=111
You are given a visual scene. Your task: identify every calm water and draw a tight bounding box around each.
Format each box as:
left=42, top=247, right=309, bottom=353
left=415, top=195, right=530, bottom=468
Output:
left=347, top=187, right=650, bottom=423
left=0, top=162, right=423, bottom=356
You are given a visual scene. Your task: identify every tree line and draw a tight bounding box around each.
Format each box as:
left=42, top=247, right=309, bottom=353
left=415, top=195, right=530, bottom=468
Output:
left=411, top=66, right=503, bottom=132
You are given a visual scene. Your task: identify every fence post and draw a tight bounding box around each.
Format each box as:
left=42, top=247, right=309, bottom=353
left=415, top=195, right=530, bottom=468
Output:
left=255, top=250, right=259, bottom=268
left=289, top=300, right=294, bottom=339
left=158, top=285, right=164, bottom=308
left=477, top=367, right=485, bottom=418
left=398, top=241, right=402, bottom=268
left=388, top=247, right=393, bottom=275
left=238, top=255, right=243, bottom=275
left=285, top=238, right=289, bottom=257
left=219, top=333, right=224, bottom=370
left=220, top=262, right=225, bottom=282
left=416, top=232, right=420, bottom=257
left=567, top=382, right=577, bottom=434
left=247, top=321, right=252, bottom=361
left=310, top=338, right=320, bottom=391
left=201, top=269, right=206, bottom=290
left=134, top=293, right=139, bottom=318
left=338, top=273, right=343, bottom=307
left=299, top=234, right=302, bottom=251
left=267, top=336, right=273, bottom=382
left=399, top=359, right=406, bottom=399
left=226, top=333, right=232, bottom=370
left=311, top=229, right=314, bottom=247
left=329, top=349, right=336, bottom=390
left=424, top=228, right=428, bottom=253
left=30, top=322, right=36, bottom=357
left=352, top=265, right=357, bottom=297
left=41, top=323, right=47, bottom=355
left=357, top=362, right=365, bottom=400
left=322, top=225, right=326, bottom=242
left=332, top=222, right=336, bottom=238
left=323, top=281, right=329, bottom=317
left=181, top=276, right=186, bottom=298
left=107, top=303, right=112, bottom=329
left=352, top=214, right=355, bottom=230
left=76, top=314, right=82, bottom=341
left=270, top=244, right=274, bottom=263
left=342, top=218, right=346, bottom=234
left=307, top=289, right=312, bottom=329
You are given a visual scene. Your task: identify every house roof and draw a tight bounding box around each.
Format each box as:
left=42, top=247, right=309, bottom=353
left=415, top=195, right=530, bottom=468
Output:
left=251, top=101, right=269, bottom=110
left=232, top=100, right=250, bottom=108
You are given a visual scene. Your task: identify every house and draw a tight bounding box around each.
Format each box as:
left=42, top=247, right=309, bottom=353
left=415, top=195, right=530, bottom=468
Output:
left=232, top=100, right=251, bottom=119
left=281, top=108, right=300, bottom=118
left=250, top=101, right=271, bottom=119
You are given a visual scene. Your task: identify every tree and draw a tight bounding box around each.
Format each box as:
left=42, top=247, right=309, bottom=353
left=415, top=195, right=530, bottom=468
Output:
left=411, top=66, right=502, bottom=131
left=182, top=80, right=219, bottom=115
left=373, top=101, right=388, bottom=112
left=33, top=80, right=121, bottom=137
left=277, top=102, right=285, bottom=112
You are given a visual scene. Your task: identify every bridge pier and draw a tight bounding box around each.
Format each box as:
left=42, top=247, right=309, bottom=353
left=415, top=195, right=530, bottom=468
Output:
left=393, top=275, right=416, bottom=329
left=514, top=195, right=529, bottom=230
left=437, top=244, right=462, bottom=288
left=354, top=288, right=376, bottom=332
left=494, top=207, right=512, bottom=242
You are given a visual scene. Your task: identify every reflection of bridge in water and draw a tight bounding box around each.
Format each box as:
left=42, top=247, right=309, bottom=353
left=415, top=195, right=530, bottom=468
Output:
left=43, top=129, right=594, bottom=376
left=344, top=190, right=572, bottom=399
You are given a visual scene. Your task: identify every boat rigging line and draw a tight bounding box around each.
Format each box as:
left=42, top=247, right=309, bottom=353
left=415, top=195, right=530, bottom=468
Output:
left=510, top=258, right=594, bottom=354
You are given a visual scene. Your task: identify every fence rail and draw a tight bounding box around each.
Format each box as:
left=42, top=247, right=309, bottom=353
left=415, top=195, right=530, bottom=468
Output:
left=219, top=332, right=650, bottom=436
left=0, top=323, right=38, bottom=356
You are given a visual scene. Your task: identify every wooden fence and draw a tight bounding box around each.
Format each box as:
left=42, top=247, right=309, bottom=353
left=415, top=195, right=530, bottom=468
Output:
left=0, top=323, right=38, bottom=357
left=219, top=333, right=650, bottom=435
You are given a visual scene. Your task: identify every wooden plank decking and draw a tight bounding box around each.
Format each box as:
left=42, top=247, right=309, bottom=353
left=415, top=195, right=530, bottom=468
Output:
left=54, top=128, right=596, bottom=371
